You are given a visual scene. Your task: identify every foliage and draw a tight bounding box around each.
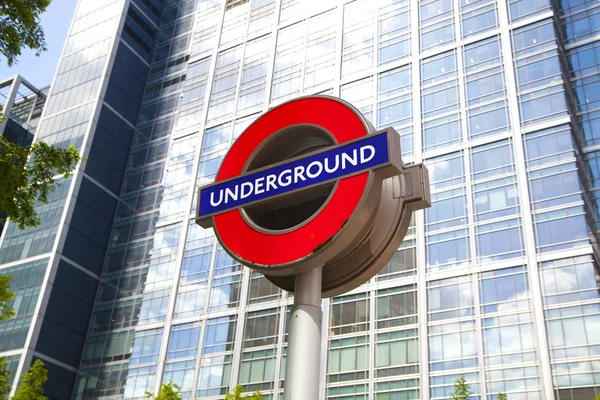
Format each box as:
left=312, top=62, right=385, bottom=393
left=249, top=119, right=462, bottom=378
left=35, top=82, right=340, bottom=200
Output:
left=11, top=359, right=47, bottom=400
left=0, top=357, right=11, bottom=399
left=0, top=136, right=80, bottom=229
left=0, top=275, right=14, bottom=322
left=497, top=393, right=507, bottom=400
left=594, top=394, right=600, bottom=400
left=449, top=376, right=472, bottom=400
left=146, top=382, right=182, bottom=400
left=224, top=385, right=264, bottom=400
left=0, top=0, right=51, bottom=66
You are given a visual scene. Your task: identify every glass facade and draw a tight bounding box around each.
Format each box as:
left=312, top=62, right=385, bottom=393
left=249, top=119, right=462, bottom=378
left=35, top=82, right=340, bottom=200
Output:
left=0, top=0, right=600, bottom=399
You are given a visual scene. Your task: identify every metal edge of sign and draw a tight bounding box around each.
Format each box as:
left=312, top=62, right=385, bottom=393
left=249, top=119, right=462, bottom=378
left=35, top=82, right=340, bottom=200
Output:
left=195, top=128, right=403, bottom=228
left=240, top=122, right=339, bottom=173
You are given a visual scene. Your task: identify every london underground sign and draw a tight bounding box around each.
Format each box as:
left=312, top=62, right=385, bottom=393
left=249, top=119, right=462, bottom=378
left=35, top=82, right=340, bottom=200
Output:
left=196, top=95, right=430, bottom=296
left=196, top=96, right=430, bottom=400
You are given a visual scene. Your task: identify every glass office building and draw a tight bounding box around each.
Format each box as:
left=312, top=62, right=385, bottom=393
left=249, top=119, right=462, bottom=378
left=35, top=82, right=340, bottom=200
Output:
left=0, top=0, right=600, bottom=398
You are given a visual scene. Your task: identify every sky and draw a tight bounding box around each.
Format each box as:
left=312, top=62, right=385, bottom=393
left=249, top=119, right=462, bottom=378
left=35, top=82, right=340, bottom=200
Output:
left=0, top=0, right=79, bottom=89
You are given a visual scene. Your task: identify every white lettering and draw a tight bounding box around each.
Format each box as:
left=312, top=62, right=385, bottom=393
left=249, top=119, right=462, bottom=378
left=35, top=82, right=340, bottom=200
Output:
left=341, top=149, right=358, bottom=169
left=210, top=189, right=223, bottom=207
left=324, top=154, right=339, bottom=173
left=255, top=177, right=265, bottom=194
left=224, top=186, right=238, bottom=204
left=266, top=174, right=277, bottom=191
left=360, top=145, right=375, bottom=164
left=294, top=166, right=306, bottom=183
left=306, top=161, right=323, bottom=179
left=278, top=169, right=292, bottom=186
left=240, top=182, right=253, bottom=199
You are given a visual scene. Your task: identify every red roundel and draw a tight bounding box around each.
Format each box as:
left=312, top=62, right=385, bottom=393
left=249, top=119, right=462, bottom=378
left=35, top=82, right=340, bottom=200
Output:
left=213, top=97, right=371, bottom=266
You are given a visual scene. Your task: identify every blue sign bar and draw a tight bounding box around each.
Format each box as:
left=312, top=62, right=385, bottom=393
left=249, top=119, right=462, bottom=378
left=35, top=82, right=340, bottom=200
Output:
left=198, top=132, right=392, bottom=219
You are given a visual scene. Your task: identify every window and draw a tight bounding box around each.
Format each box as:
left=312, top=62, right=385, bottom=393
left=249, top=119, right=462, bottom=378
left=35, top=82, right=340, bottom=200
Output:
left=523, top=125, right=575, bottom=170
left=177, top=57, right=211, bottom=128
left=375, top=330, right=419, bottom=377
left=460, top=0, right=497, bottom=38
left=174, top=283, right=208, bottom=318
left=421, top=52, right=461, bottom=150
left=481, top=267, right=531, bottom=313
left=208, top=274, right=242, bottom=311
left=567, top=41, right=600, bottom=146
left=203, top=316, right=237, bottom=354
left=425, top=152, right=471, bottom=271
left=513, top=21, right=569, bottom=126
left=464, top=37, right=509, bottom=139
left=529, top=162, right=584, bottom=210
left=508, top=0, right=550, bottom=21
left=220, top=0, right=250, bottom=46
left=248, top=271, right=281, bottom=304
left=379, top=0, right=410, bottom=65
left=123, top=365, right=156, bottom=399
left=426, top=228, right=470, bottom=271
left=420, top=0, right=455, bottom=50
left=428, top=320, right=478, bottom=371
left=534, top=206, right=591, bottom=253
left=341, top=77, right=373, bottom=124
left=430, top=372, right=481, bottom=398
left=540, top=256, right=600, bottom=306
left=163, top=360, right=195, bottom=397
left=237, top=35, right=270, bottom=114
left=476, top=219, right=524, bottom=261
left=248, top=0, right=275, bottom=35
left=428, top=276, right=474, bottom=321
left=558, top=0, right=600, bottom=44
left=239, top=349, right=277, bottom=392
left=330, top=293, right=370, bottom=335
left=342, top=0, right=375, bottom=76
left=197, top=354, right=233, bottom=397
left=377, top=285, right=418, bottom=329
left=376, top=379, right=419, bottom=399
left=167, top=322, right=201, bottom=360
left=244, top=309, right=279, bottom=348
left=213, top=245, right=242, bottom=276
left=305, top=11, right=337, bottom=93
left=328, top=383, right=368, bottom=400
left=139, top=289, right=169, bottom=324
left=207, top=46, right=242, bottom=122
left=271, top=22, right=304, bottom=103
left=482, top=312, right=537, bottom=365
left=328, top=336, right=369, bottom=383
left=547, top=305, right=600, bottom=360
left=376, top=239, right=416, bottom=280
left=130, top=328, right=163, bottom=365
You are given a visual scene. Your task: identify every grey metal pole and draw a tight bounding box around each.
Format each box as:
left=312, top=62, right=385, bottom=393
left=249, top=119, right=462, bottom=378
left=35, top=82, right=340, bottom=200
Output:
left=284, top=265, right=323, bottom=400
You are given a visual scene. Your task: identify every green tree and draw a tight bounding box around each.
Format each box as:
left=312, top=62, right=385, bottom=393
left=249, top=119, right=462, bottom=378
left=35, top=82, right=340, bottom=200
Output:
left=11, top=359, right=48, bottom=400
left=224, top=385, right=264, bottom=400
left=146, top=382, right=182, bottom=400
left=449, top=376, right=472, bottom=400
left=497, top=393, right=507, bottom=400
left=0, top=137, right=80, bottom=229
left=0, top=275, right=14, bottom=322
left=0, top=357, right=11, bottom=399
left=0, top=0, right=51, bottom=66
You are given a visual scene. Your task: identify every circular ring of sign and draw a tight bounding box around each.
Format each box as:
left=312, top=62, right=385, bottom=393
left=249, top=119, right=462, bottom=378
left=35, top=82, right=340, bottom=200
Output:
left=212, top=96, right=373, bottom=269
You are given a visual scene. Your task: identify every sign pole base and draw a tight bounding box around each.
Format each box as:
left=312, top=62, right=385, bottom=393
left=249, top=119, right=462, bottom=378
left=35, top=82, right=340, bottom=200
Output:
left=284, top=266, right=323, bottom=400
